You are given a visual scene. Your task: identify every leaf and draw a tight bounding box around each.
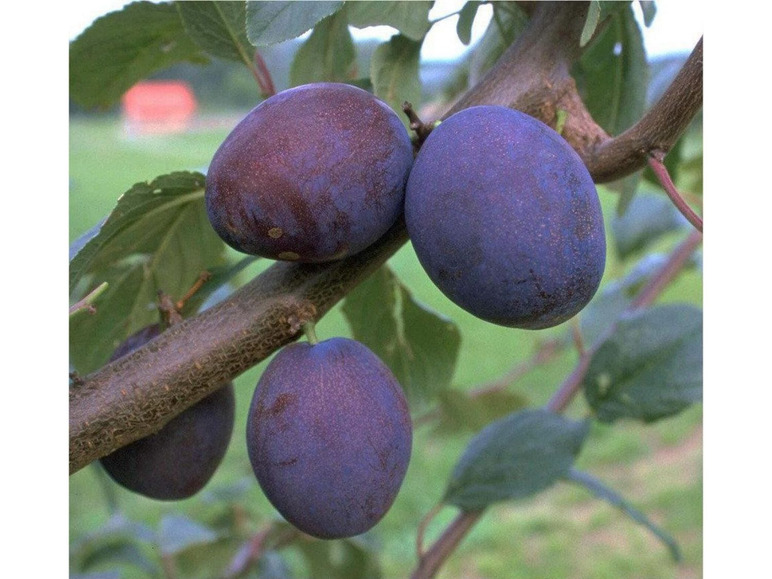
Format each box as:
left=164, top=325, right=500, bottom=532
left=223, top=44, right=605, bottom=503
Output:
left=158, top=514, right=219, bottom=556
left=289, top=10, right=356, bottom=86
left=69, top=258, right=158, bottom=374
left=580, top=0, right=602, bottom=47
left=467, top=2, right=528, bottom=85
left=444, top=409, right=590, bottom=510
left=370, top=34, right=422, bottom=124
left=566, top=468, right=681, bottom=561
left=346, top=1, right=433, bottom=41
left=573, top=3, right=648, bottom=135
left=70, top=514, right=156, bottom=575
left=580, top=252, right=668, bottom=346
left=291, top=532, right=382, bottom=579
left=70, top=1, right=209, bottom=109
left=456, top=1, right=482, bottom=45
left=431, top=388, right=529, bottom=435
left=181, top=255, right=260, bottom=316
left=638, top=1, right=657, bottom=26
left=611, top=190, right=689, bottom=260
left=69, top=172, right=228, bottom=372
left=245, top=1, right=343, bottom=47
left=582, top=304, right=703, bottom=423
left=177, top=1, right=254, bottom=66
left=69, top=171, right=225, bottom=295
left=342, top=266, right=461, bottom=407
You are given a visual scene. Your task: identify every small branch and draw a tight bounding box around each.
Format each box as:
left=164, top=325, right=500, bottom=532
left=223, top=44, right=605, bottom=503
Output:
left=586, top=37, right=703, bottom=182
left=648, top=152, right=703, bottom=232
left=176, top=271, right=212, bottom=312
left=411, top=510, right=483, bottom=579
left=69, top=281, right=108, bottom=317
left=416, top=502, right=444, bottom=558
left=223, top=525, right=273, bottom=579
left=402, top=101, right=436, bottom=147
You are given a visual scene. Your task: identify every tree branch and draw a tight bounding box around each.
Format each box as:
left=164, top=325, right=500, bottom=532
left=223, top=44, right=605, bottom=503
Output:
left=70, top=1, right=704, bottom=474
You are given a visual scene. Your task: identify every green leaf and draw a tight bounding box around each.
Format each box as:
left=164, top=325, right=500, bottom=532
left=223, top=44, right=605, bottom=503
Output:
left=289, top=10, right=356, bottom=86
left=158, top=515, right=219, bottom=556
left=342, top=266, right=461, bottom=407
left=287, top=527, right=382, bottom=578
left=431, top=388, right=529, bottom=435
left=346, top=1, right=432, bottom=41
left=580, top=252, right=668, bottom=346
left=456, top=1, right=482, bottom=45
left=370, top=34, right=422, bottom=124
left=70, top=514, right=156, bottom=575
left=580, top=0, right=602, bottom=47
left=181, top=255, right=260, bottom=316
left=176, top=1, right=254, bottom=66
left=444, top=409, right=590, bottom=510
left=69, top=259, right=157, bottom=374
left=70, top=1, right=209, bottom=109
left=583, top=304, right=703, bottom=423
left=467, top=2, right=528, bottom=85
left=566, top=468, right=681, bottom=561
left=69, top=171, right=225, bottom=295
left=611, top=191, right=688, bottom=260
left=639, top=1, right=657, bottom=26
left=245, top=1, right=343, bottom=46
left=574, top=3, right=648, bottom=135
left=69, top=172, right=228, bottom=372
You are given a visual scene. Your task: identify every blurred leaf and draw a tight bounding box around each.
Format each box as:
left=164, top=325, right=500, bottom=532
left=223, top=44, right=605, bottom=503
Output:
left=566, top=468, right=681, bottom=561
left=370, top=34, right=422, bottom=124
left=246, top=1, right=343, bottom=46
left=158, top=514, right=219, bottom=556
left=444, top=409, right=590, bottom=510
left=289, top=10, right=356, bottom=85
left=346, top=1, right=432, bottom=41
left=574, top=3, right=648, bottom=135
left=580, top=252, right=668, bottom=346
left=71, top=514, right=156, bottom=574
left=177, top=1, right=254, bottom=66
left=200, top=476, right=255, bottom=504
left=70, top=1, right=208, bottom=109
left=342, top=266, right=461, bottom=407
left=292, top=534, right=382, bottom=579
left=456, top=1, right=481, bottom=45
left=580, top=0, right=602, bottom=47
left=432, top=388, right=529, bottom=435
left=583, top=304, right=703, bottom=423
left=257, top=551, right=293, bottom=578
left=610, top=172, right=642, bottom=217
left=467, top=2, right=527, bottom=86
left=71, top=573, right=122, bottom=579
left=639, top=1, right=657, bottom=26
left=611, top=190, right=688, bottom=260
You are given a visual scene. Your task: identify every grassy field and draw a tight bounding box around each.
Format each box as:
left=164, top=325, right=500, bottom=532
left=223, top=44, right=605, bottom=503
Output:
left=69, top=115, right=702, bottom=578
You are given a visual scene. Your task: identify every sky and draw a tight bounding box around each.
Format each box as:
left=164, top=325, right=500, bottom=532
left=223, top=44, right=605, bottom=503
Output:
left=67, top=0, right=703, bottom=61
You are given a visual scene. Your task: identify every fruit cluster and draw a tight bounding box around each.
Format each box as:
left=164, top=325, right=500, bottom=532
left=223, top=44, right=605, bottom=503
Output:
left=101, top=82, right=605, bottom=540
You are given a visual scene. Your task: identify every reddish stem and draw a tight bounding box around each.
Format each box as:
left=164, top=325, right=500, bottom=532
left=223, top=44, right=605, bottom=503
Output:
left=411, top=510, right=483, bottom=579
left=648, top=152, right=703, bottom=233
left=252, top=51, right=276, bottom=98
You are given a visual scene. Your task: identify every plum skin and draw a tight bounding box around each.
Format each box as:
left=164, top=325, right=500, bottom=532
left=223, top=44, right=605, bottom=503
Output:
left=99, top=324, right=235, bottom=501
left=246, top=337, right=412, bottom=539
left=205, top=82, right=414, bottom=263
left=404, top=105, right=606, bottom=330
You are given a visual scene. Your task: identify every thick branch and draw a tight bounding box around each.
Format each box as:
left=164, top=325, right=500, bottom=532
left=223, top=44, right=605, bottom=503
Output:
left=587, top=37, right=703, bottom=181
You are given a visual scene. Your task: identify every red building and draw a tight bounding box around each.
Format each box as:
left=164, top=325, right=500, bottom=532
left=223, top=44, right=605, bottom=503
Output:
left=121, top=81, right=197, bottom=135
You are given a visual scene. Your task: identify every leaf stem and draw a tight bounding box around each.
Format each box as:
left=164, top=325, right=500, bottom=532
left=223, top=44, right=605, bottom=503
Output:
left=648, top=151, right=703, bottom=232
left=411, top=510, right=483, bottom=579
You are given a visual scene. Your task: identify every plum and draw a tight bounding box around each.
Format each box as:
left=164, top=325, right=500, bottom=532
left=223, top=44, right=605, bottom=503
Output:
left=205, top=82, right=414, bottom=263
left=404, top=105, right=606, bottom=329
left=246, top=337, right=412, bottom=539
left=99, top=324, right=235, bottom=500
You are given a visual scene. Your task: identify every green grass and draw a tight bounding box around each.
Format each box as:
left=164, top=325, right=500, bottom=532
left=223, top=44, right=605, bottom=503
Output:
left=69, top=115, right=702, bottom=578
